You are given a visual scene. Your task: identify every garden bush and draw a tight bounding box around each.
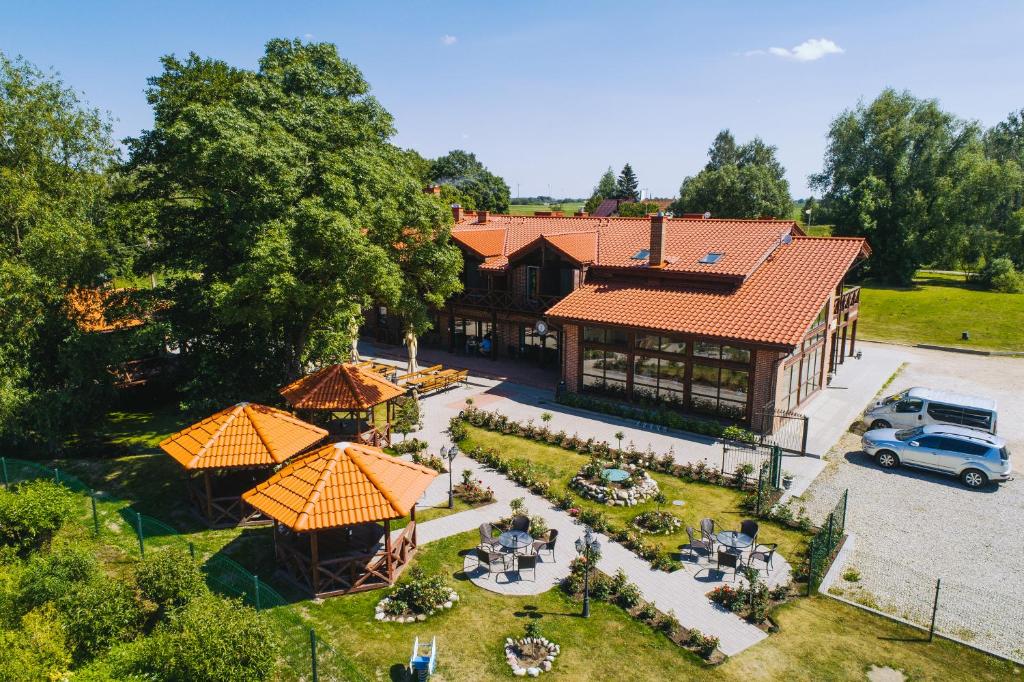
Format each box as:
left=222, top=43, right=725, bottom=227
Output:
left=385, top=567, right=451, bottom=615
left=58, top=576, right=145, bottom=662
left=0, top=480, right=77, bottom=554
left=139, top=594, right=277, bottom=681
left=0, top=604, right=72, bottom=680
left=17, top=545, right=97, bottom=614
left=135, top=547, right=207, bottom=614
left=391, top=437, right=428, bottom=455
left=979, top=257, right=1024, bottom=293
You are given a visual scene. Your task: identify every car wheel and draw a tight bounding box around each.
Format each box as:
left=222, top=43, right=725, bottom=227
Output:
left=870, top=419, right=891, bottom=430
left=961, top=469, right=988, bottom=489
left=875, top=450, right=899, bottom=469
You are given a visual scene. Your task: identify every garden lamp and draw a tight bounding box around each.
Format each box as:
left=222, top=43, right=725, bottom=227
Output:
left=445, top=444, right=459, bottom=509
left=575, top=528, right=601, bottom=618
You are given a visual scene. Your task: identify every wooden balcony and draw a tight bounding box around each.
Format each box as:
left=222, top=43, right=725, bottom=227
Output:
left=453, top=288, right=565, bottom=314
left=836, top=286, right=860, bottom=313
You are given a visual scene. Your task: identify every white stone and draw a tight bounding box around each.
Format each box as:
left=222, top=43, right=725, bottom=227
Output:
left=506, top=638, right=514, bottom=646
left=541, top=661, right=552, bottom=671
left=443, top=601, right=452, bottom=609
left=513, top=667, right=526, bottom=676
left=374, top=612, right=386, bottom=620
left=416, top=614, right=427, bottom=622
left=527, top=667, right=540, bottom=677
left=449, top=592, right=460, bottom=601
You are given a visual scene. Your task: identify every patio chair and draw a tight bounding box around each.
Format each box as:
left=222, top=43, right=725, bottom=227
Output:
left=511, top=515, right=530, bottom=532
left=531, top=529, right=558, bottom=561
left=683, top=526, right=713, bottom=562
left=700, top=517, right=716, bottom=553
left=478, top=523, right=500, bottom=551
left=747, top=543, right=777, bottom=576
left=474, top=547, right=509, bottom=577
left=740, top=519, right=760, bottom=547
left=716, top=547, right=743, bottom=581
left=516, top=553, right=538, bottom=581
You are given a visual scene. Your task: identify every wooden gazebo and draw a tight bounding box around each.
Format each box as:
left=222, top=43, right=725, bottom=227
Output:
left=242, top=442, right=438, bottom=597
left=279, top=363, right=406, bottom=447
left=159, top=403, right=327, bottom=527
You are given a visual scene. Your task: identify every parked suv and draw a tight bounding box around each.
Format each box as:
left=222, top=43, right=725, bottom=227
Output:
left=863, top=387, right=997, bottom=433
left=861, top=424, right=1012, bottom=488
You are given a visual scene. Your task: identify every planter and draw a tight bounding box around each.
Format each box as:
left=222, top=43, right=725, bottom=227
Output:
left=570, top=463, right=659, bottom=507
left=374, top=590, right=459, bottom=623
left=504, top=636, right=559, bottom=676
left=782, top=477, right=793, bottom=490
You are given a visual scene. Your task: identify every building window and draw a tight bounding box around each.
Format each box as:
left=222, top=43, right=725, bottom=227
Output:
left=582, top=349, right=628, bottom=398
left=691, top=363, right=748, bottom=419
left=632, top=355, right=686, bottom=408
left=635, top=334, right=687, bottom=355
left=802, top=343, right=823, bottom=397
left=694, top=340, right=750, bottom=363
left=526, top=266, right=540, bottom=300
left=582, top=325, right=628, bottom=346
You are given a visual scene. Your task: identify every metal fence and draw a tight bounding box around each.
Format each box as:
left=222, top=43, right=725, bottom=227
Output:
left=1, top=456, right=364, bottom=681
left=721, top=441, right=783, bottom=489
left=752, top=407, right=809, bottom=455
left=807, top=488, right=848, bottom=595
left=826, top=546, right=1024, bottom=665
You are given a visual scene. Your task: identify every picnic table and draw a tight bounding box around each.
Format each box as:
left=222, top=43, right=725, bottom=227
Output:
left=398, top=366, right=468, bottom=394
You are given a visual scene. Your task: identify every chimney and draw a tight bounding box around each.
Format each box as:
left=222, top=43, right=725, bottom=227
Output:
left=649, top=211, right=666, bottom=267
left=423, top=184, right=441, bottom=195
left=477, top=210, right=489, bottom=224
left=451, top=203, right=463, bottom=223
left=574, top=210, right=588, bottom=217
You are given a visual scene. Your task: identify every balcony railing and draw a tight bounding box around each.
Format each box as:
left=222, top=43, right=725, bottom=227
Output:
left=452, top=288, right=564, bottom=314
left=836, top=286, right=860, bottom=313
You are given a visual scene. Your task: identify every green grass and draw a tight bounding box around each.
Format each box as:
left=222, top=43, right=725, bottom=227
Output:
left=508, top=202, right=585, bottom=216
left=31, top=405, right=1022, bottom=679
left=858, top=271, right=1024, bottom=351
left=460, top=426, right=810, bottom=564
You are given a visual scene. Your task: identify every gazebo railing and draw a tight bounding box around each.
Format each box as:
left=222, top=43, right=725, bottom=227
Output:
left=186, top=477, right=270, bottom=528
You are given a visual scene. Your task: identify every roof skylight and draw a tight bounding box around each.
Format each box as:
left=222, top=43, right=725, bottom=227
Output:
left=631, top=249, right=650, bottom=260
left=699, top=252, right=724, bottom=264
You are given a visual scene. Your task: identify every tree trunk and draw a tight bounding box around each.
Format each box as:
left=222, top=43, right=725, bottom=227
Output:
left=349, top=316, right=361, bottom=364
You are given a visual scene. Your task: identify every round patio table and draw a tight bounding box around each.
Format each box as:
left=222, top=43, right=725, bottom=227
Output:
left=497, top=530, right=533, bottom=553
left=601, top=468, right=630, bottom=483
left=716, top=531, right=753, bottom=551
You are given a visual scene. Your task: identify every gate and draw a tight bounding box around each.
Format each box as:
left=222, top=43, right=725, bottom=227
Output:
left=721, top=441, right=782, bottom=489
left=753, top=407, right=809, bottom=456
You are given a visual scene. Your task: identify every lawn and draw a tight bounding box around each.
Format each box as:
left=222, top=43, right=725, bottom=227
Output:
left=459, top=425, right=810, bottom=565
left=858, top=271, right=1024, bottom=351
left=508, top=202, right=585, bottom=216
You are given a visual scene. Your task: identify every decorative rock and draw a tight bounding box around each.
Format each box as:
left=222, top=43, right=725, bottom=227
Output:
left=449, top=592, right=460, bottom=601
left=513, top=667, right=526, bottom=676
left=541, top=661, right=552, bottom=672
left=416, top=614, right=427, bottom=622
left=527, top=668, right=540, bottom=677
left=374, top=612, right=386, bottom=621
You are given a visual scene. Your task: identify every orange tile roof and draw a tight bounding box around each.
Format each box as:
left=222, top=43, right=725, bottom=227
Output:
left=452, top=214, right=799, bottom=279
left=241, top=442, right=439, bottom=530
left=547, top=237, right=868, bottom=347
left=508, top=231, right=598, bottom=266
left=280, top=363, right=405, bottom=410
left=66, top=287, right=145, bottom=333
left=159, top=403, right=327, bottom=470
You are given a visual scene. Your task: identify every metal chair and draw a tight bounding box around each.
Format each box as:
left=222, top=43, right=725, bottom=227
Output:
left=478, top=523, right=500, bottom=551
left=531, top=529, right=558, bottom=561
left=511, top=515, right=530, bottom=533
left=716, top=548, right=742, bottom=581
left=747, top=543, right=777, bottom=576
left=516, top=553, right=538, bottom=581
left=474, top=547, right=509, bottom=577
left=683, top=526, right=713, bottom=561
left=700, top=517, right=716, bottom=553
left=740, top=519, right=760, bottom=548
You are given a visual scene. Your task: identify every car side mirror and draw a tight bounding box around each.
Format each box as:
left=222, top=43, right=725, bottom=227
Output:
left=909, top=441, right=919, bottom=447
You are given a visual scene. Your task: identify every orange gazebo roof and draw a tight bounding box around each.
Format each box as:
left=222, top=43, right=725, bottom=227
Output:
left=159, top=403, right=328, bottom=470
left=279, top=363, right=405, bottom=411
left=67, top=287, right=145, bottom=333
left=241, top=442, right=438, bottom=531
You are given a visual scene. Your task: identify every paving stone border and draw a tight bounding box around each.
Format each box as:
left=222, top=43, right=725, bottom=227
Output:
left=505, top=636, right=559, bottom=677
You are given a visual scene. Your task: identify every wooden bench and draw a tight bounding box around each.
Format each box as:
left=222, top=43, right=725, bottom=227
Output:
left=397, top=364, right=443, bottom=383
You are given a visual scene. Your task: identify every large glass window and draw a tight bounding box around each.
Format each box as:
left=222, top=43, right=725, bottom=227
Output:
left=582, top=325, right=627, bottom=346
left=632, top=355, right=686, bottom=407
left=582, top=349, right=628, bottom=398
left=635, top=334, right=687, bottom=355
left=694, top=340, right=750, bottom=363
left=689, top=363, right=748, bottom=419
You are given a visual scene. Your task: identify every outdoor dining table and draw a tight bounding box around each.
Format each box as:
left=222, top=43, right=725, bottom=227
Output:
left=716, top=530, right=754, bottom=551
left=497, top=530, right=533, bottom=554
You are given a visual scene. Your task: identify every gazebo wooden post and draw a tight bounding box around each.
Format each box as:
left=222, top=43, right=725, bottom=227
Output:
left=310, top=531, right=320, bottom=596
left=384, top=518, right=394, bottom=583
left=410, top=504, right=418, bottom=546
left=203, top=471, right=214, bottom=521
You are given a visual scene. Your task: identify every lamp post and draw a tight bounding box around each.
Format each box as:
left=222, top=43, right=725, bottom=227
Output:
left=445, top=444, right=459, bottom=509
left=574, top=527, right=601, bottom=618
left=804, top=208, right=812, bottom=227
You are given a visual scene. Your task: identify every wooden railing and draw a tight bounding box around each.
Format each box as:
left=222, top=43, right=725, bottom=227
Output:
left=836, top=286, right=860, bottom=313
left=453, top=288, right=564, bottom=313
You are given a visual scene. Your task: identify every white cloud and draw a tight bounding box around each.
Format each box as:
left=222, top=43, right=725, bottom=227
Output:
left=441, top=34, right=457, bottom=46
left=748, top=38, right=843, bottom=62
left=303, top=33, right=315, bottom=40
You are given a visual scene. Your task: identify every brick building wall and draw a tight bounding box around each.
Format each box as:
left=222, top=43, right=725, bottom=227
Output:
left=752, top=347, right=785, bottom=425
left=563, top=323, right=580, bottom=390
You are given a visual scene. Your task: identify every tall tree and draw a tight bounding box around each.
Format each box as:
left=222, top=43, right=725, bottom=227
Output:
left=583, top=167, right=617, bottom=213
left=126, top=39, right=458, bottom=409
left=429, top=150, right=510, bottom=213
left=615, top=163, right=640, bottom=201
left=670, top=130, right=791, bottom=219
left=811, top=89, right=980, bottom=284
left=0, top=54, right=121, bottom=451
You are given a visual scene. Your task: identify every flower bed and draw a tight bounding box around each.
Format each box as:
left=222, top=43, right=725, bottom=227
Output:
left=375, top=568, right=459, bottom=623
left=505, top=623, right=560, bottom=677
left=707, top=568, right=792, bottom=626
left=632, top=510, right=682, bottom=535
left=453, top=469, right=495, bottom=504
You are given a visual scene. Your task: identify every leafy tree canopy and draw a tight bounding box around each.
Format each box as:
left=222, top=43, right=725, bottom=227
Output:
left=583, top=167, right=619, bottom=213
left=670, top=130, right=791, bottom=220
left=615, top=163, right=640, bottom=201
left=429, top=149, right=510, bottom=213
left=126, top=39, right=460, bottom=409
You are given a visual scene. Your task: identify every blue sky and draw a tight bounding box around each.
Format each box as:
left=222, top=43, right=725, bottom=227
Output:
left=4, top=1, right=1023, bottom=198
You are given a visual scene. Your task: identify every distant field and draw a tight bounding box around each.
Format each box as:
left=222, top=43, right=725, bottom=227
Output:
left=858, top=271, right=1024, bottom=351
left=803, top=224, right=833, bottom=237
left=508, top=201, right=584, bottom=216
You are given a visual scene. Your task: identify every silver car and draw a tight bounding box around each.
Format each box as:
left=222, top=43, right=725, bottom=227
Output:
left=861, top=424, right=1012, bottom=489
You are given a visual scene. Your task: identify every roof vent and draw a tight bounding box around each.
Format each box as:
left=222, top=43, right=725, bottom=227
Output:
left=699, top=252, right=724, bottom=264
left=631, top=249, right=650, bottom=260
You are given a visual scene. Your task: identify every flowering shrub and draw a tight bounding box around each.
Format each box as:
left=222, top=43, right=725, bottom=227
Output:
left=411, top=452, right=446, bottom=473
left=632, top=510, right=682, bottom=535
left=385, top=567, right=453, bottom=615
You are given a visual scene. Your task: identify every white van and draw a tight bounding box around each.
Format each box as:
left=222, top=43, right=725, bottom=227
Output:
left=863, top=387, right=997, bottom=433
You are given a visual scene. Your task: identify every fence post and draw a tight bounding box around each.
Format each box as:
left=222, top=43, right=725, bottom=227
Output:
left=135, top=512, right=145, bottom=558
left=721, top=444, right=726, bottom=476
left=53, top=467, right=60, bottom=484
left=929, top=578, right=941, bottom=642
left=841, top=489, right=848, bottom=530
left=1, top=457, right=8, bottom=486
left=91, top=495, right=100, bottom=536
left=825, top=513, right=834, bottom=551
left=188, top=542, right=196, bottom=560
left=253, top=575, right=261, bottom=610
left=800, top=415, right=809, bottom=456
left=755, top=465, right=764, bottom=516
left=310, top=628, right=319, bottom=682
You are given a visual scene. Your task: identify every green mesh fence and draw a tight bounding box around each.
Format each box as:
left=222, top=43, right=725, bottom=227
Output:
left=807, top=488, right=848, bottom=594
left=1, top=456, right=367, bottom=681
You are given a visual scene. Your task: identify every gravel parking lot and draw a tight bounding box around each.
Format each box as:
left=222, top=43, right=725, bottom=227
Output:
left=803, top=347, right=1024, bottom=662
